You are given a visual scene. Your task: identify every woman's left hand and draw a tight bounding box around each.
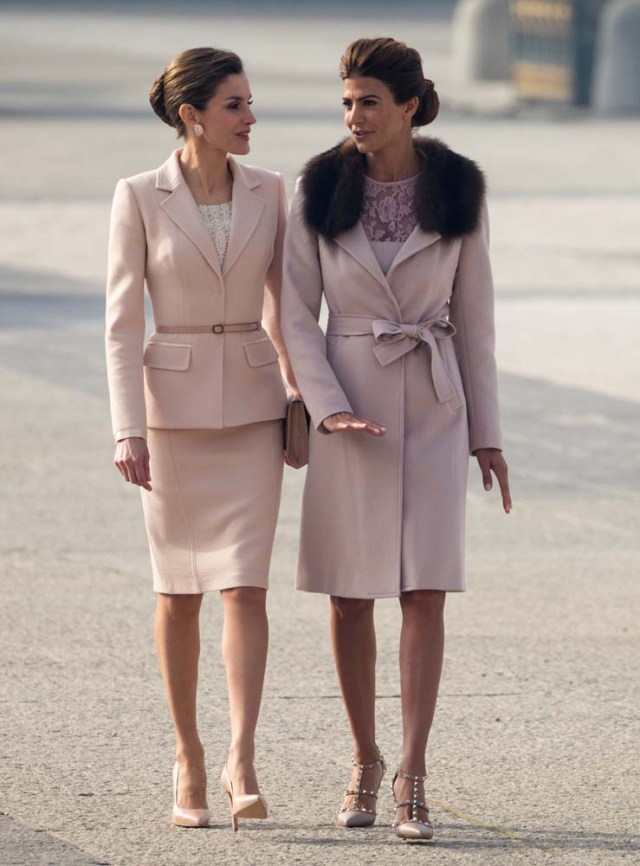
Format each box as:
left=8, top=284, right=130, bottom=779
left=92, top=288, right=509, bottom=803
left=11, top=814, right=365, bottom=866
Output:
left=475, top=448, right=511, bottom=514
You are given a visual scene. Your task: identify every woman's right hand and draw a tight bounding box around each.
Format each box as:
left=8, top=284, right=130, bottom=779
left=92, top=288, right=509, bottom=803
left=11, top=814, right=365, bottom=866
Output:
left=321, top=412, right=386, bottom=436
left=114, top=437, right=152, bottom=491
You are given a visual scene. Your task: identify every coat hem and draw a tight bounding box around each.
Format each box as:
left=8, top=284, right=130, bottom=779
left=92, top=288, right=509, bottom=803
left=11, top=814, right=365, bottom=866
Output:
left=296, top=583, right=466, bottom=598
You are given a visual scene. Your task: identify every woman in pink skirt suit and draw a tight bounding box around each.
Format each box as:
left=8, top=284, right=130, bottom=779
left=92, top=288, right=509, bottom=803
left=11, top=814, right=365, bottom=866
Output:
left=282, top=38, right=511, bottom=841
left=105, top=47, right=295, bottom=830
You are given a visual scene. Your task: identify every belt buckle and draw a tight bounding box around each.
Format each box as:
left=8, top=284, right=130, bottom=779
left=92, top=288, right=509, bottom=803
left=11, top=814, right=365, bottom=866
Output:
left=212, top=324, right=224, bottom=334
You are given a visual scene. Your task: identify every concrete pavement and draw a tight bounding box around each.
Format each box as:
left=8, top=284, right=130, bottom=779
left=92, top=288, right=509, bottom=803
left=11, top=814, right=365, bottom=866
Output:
left=1, top=3, right=639, bottom=865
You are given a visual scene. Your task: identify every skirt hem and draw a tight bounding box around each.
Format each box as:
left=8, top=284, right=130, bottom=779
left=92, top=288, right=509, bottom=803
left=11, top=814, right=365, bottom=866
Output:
left=154, top=574, right=269, bottom=595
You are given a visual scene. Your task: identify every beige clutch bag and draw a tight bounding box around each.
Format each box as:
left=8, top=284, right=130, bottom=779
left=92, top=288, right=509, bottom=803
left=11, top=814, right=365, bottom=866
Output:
left=284, top=396, right=310, bottom=469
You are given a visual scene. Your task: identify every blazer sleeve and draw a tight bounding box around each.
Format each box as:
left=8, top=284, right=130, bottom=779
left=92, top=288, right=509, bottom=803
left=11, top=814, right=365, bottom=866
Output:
left=105, top=178, right=147, bottom=442
left=449, top=199, right=503, bottom=453
left=262, top=173, right=296, bottom=389
left=281, top=182, right=353, bottom=430
left=265, top=172, right=287, bottom=292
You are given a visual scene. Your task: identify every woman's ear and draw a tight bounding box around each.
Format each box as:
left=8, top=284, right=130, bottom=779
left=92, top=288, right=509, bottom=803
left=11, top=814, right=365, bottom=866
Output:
left=405, top=96, right=419, bottom=122
left=178, top=103, right=196, bottom=128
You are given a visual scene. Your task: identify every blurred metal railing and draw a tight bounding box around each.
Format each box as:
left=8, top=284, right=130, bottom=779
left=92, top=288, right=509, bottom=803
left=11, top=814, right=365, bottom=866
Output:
left=510, top=0, right=608, bottom=105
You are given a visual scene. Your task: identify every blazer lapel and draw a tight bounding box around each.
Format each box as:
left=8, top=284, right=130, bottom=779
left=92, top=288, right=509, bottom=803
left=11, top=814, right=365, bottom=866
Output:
left=386, top=225, right=442, bottom=279
left=223, top=157, right=265, bottom=276
left=156, top=150, right=221, bottom=277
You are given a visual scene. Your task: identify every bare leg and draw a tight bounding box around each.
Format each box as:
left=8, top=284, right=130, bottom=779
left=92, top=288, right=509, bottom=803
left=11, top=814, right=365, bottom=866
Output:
left=394, top=589, right=446, bottom=821
left=221, top=587, right=268, bottom=796
left=330, top=596, right=384, bottom=813
left=155, top=592, right=207, bottom=810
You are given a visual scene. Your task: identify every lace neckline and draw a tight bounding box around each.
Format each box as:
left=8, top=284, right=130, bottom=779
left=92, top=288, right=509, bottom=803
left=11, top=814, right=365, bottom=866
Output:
left=198, top=202, right=232, bottom=266
left=361, top=174, right=418, bottom=243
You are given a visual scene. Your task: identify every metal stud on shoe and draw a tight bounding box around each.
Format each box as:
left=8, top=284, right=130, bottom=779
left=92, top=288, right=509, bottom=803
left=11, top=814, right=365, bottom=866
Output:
left=337, top=753, right=386, bottom=828
left=391, top=769, right=434, bottom=841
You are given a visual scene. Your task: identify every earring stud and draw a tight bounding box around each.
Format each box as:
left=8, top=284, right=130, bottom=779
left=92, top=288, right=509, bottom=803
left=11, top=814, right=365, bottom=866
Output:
left=194, top=122, right=203, bottom=137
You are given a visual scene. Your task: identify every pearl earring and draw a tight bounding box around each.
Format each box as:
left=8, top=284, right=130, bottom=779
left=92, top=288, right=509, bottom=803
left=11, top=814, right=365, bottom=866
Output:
left=194, top=122, right=203, bottom=137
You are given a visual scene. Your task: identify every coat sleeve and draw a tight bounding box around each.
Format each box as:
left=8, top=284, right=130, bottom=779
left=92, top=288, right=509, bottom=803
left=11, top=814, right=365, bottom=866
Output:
left=105, top=178, right=147, bottom=442
left=281, top=182, right=353, bottom=430
left=449, top=199, right=503, bottom=453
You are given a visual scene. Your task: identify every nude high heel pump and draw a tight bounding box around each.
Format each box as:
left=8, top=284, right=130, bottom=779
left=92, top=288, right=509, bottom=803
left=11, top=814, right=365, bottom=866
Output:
left=171, top=762, right=210, bottom=828
left=220, top=765, right=268, bottom=832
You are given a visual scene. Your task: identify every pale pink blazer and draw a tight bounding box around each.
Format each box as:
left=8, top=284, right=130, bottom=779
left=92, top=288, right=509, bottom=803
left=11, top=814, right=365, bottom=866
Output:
left=106, top=150, right=288, bottom=441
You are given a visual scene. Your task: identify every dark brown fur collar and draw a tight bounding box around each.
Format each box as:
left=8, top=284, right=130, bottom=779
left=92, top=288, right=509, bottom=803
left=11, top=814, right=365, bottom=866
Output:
left=300, top=137, right=486, bottom=241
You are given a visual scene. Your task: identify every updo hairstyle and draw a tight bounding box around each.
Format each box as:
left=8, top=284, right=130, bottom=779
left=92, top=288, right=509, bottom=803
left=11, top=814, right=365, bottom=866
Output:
left=339, top=37, right=439, bottom=127
left=149, top=47, right=244, bottom=137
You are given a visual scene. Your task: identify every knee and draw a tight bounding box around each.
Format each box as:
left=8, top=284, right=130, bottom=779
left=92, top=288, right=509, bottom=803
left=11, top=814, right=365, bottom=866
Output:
left=222, top=586, right=266, bottom=615
left=400, top=590, right=445, bottom=621
left=330, top=595, right=374, bottom=623
left=157, top=593, right=202, bottom=623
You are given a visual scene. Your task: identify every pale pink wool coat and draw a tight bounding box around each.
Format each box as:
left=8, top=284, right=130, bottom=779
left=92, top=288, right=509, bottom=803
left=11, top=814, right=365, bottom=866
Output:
left=281, top=138, right=503, bottom=598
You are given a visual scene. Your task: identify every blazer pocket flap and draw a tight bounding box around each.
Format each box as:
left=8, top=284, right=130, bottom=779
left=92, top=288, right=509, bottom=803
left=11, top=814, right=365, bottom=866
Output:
left=244, top=337, right=279, bottom=368
left=144, top=341, right=191, bottom=371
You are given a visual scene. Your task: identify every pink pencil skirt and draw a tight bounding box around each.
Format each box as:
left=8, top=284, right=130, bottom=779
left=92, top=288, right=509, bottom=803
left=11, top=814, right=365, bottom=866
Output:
left=140, top=420, right=284, bottom=594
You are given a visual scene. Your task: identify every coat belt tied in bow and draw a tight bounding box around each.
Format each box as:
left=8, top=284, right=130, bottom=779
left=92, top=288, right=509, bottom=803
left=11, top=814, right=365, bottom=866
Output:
left=326, top=314, right=461, bottom=408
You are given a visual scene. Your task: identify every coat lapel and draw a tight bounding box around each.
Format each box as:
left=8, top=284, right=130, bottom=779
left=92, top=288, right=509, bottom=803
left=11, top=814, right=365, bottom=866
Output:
left=386, top=225, right=442, bottom=279
left=156, top=150, right=221, bottom=277
left=223, top=157, right=265, bottom=276
left=334, top=222, right=398, bottom=302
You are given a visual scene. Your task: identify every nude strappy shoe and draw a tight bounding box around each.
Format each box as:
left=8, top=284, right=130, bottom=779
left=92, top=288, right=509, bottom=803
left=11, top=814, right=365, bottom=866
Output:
left=337, top=753, right=386, bottom=828
left=391, top=769, right=434, bottom=841
left=171, top=762, right=210, bottom=828
left=220, top=765, right=268, bottom=832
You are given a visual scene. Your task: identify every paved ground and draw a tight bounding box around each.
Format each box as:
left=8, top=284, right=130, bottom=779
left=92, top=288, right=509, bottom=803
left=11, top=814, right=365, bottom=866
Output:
left=1, top=3, right=639, bottom=865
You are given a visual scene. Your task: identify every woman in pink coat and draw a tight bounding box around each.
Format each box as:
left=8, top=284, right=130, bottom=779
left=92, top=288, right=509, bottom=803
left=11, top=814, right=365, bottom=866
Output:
left=106, top=48, right=295, bottom=830
left=282, top=38, right=511, bottom=841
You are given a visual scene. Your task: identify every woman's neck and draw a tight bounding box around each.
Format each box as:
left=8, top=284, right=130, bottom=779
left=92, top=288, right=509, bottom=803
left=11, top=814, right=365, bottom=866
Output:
left=364, top=135, right=420, bottom=183
left=179, top=143, right=232, bottom=204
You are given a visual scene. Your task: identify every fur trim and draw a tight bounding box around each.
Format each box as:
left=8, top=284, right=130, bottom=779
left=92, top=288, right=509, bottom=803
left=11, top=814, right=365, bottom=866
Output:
left=300, top=137, right=486, bottom=241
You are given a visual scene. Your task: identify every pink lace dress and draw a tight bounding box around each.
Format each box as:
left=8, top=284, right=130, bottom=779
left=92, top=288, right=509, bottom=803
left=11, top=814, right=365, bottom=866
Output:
left=361, top=174, right=419, bottom=274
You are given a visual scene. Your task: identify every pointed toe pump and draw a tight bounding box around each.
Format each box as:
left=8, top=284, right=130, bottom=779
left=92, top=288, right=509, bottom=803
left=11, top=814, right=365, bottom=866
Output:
left=391, top=769, right=434, bottom=841
left=337, top=754, right=386, bottom=828
left=171, top=762, right=210, bottom=828
left=220, top=765, right=268, bottom=832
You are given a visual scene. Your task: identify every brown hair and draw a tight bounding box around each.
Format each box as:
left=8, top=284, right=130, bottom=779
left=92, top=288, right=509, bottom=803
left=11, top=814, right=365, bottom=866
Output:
left=149, top=47, right=244, bottom=136
left=339, top=37, right=439, bottom=127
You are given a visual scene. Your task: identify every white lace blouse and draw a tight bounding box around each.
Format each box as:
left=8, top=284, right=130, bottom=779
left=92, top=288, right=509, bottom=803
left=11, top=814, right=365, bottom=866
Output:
left=361, top=174, right=419, bottom=274
left=198, top=202, right=232, bottom=268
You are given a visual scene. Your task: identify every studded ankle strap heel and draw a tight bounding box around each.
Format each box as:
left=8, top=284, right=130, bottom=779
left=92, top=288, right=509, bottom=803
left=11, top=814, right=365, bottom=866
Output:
left=391, top=769, right=434, bottom=841
left=337, top=753, right=386, bottom=828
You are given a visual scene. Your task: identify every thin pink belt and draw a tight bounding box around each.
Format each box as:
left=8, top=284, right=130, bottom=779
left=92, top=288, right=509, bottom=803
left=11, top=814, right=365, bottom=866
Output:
left=156, top=321, right=261, bottom=334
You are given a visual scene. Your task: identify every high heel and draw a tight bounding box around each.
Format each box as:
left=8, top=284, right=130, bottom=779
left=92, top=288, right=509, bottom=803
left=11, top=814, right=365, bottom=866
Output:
left=171, top=762, right=210, bottom=828
left=391, top=769, right=433, bottom=841
left=337, top=753, right=386, bottom=828
left=220, top=765, right=268, bottom=832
